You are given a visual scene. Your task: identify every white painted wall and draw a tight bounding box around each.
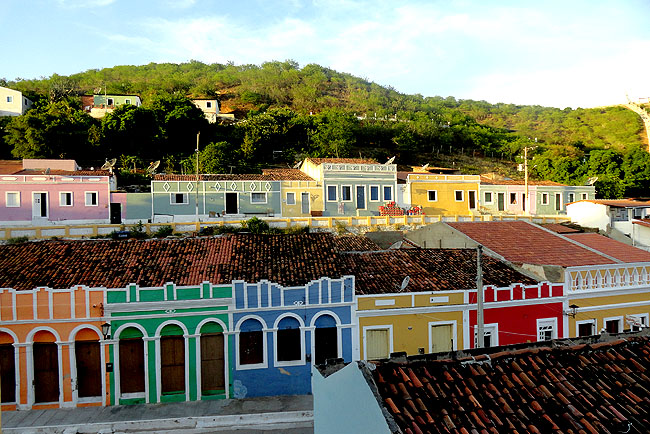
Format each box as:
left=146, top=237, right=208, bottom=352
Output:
left=0, top=86, right=32, bottom=116
left=566, top=202, right=610, bottom=231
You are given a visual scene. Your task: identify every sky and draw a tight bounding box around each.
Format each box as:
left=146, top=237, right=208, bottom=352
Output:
left=2, top=0, right=649, bottom=109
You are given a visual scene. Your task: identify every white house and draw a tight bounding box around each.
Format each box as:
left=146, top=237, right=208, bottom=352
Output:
left=567, top=199, right=650, bottom=244
left=0, top=86, right=33, bottom=116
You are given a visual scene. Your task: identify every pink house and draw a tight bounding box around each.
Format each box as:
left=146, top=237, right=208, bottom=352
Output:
left=0, top=160, right=116, bottom=225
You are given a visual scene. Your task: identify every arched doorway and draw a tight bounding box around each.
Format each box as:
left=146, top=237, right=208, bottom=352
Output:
left=160, top=324, right=185, bottom=395
left=0, top=332, right=16, bottom=404
left=32, top=330, right=59, bottom=403
left=314, top=315, right=339, bottom=365
left=199, top=322, right=225, bottom=397
left=74, top=328, right=102, bottom=400
left=118, top=327, right=145, bottom=398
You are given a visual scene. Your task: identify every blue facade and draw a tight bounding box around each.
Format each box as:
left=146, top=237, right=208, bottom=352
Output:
left=230, top=276, right=355, bottom=398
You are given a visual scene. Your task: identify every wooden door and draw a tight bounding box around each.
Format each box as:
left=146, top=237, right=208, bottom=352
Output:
left=225, top=193, right=238, bottom=214
left=356, top=186, right=365, bottom=209
left=200, top=333, right=225, bottom=393
left=161, top=336, right=185, bottom=394
left=33, top=342, right=59, bottom=403
left=314, top=327, right=338, bottom=365
left=366, top=329, right=389, bottom=360
left=301, top=192, right=310, bottom=214
left=497, top=193, right=505, bottom=211
left=119, top=338, right=145, bottom=394
left=430, top=324, right=453, bottom=353
left=468, top=191, right=476, bottom=210
left=75, top=341, right=102, bottom=398
left=0, top=344, right=16, bottom=403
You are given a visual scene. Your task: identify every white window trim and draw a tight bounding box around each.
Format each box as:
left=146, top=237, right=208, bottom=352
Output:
left=427, top=190, right=438, bottom=202
left=59, top=191, right=73, bottom=207
left=250, top=192, right=268, bottom=204
left=273, top=315, right=305, bottom=367
left=85, top=191, right=99, bottom=207
left=626, top=313, right=649, bottom=331
left=170, top=192, right=189, bottom=205
left=454, top=190, right=464, bottom=202
left=602, top=316, right=624, bottom=334
left=541, top=193, right=549, bottom=205
left=235, top=321, right=268, bottom=371
left=340, top=185, right=353, bottom=202
left=125, top=99, right=131, bottom=104
left=580, top=193, right=588, bottom=200
left=7, top=96, right=13, bottom=103
left=326, top=185, right=338, bottom=202
left=383, top=185, right=393, bottom=202
left=555, top=192, right=563, bottom=211
left=5, top=191, right=20, bottom=207
left=286, top=192, right=296, bottom=205
left=428, top=320, right=457, bottom=353
left=362, top=325, right=393, bottom=360
left=468, top=190, right=477, bottom=210
left=575, top=319, right=596, bottom=337
left=509, top=192, right=517, bottom=205
left=536, top=318, right=558, bottom=341
left=473, top=323, right=499, bottom=348
left=483, top=191, right=493, bottom=205
left=369, top=185, right=380, bottom=202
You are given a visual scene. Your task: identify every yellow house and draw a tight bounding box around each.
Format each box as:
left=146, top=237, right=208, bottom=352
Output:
left=402, top=173, right=481, bottom=216
left=564, top=263, right=650, bottom=337
left=262, top=169, right=322, bottom=217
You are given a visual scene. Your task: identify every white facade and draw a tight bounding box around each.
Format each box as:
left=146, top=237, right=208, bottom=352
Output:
left=568, top=200, right=650, bottom=245
left=0, top=86, right=33, bottom=116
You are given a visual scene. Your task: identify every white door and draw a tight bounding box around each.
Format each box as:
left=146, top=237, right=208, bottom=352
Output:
left=32, top=192, right=48, bottom=218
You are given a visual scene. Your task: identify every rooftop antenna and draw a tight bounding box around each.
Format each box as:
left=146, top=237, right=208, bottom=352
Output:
left=398, top=276, right=410, bottom=292
left=293, top=161, right=301, bottom=169
left=101, top=158, right=117, bottom=174
left=385, top=156, right=395, bottom=165
left=586, top=176, right=598, bottom=185
left=146, top=160, right=161, bottom=175
left=421, top=163, right=429, bottom=171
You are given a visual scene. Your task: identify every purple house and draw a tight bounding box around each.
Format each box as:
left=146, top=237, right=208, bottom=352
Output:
left=0, top=159, right=116, bottom=226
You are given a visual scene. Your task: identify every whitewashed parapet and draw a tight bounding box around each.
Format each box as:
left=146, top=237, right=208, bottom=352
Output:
left=323, top=163, right=397, bottom=172
left=565, top=263, right=650, bottom=291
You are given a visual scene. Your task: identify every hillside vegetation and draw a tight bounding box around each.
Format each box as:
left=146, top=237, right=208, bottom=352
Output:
left=0, top=60, right=647, bottom=198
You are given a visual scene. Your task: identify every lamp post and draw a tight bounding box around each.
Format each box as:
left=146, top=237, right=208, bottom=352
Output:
left=101, top=322, right=111, bottom=340
left=195, top=131, right=200, bottom=228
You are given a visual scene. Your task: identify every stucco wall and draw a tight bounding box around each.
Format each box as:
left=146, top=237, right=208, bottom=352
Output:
left=566, top=202, right=610, bottom=231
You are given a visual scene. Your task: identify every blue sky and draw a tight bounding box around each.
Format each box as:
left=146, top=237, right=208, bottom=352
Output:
left=2, top=0, right=649, bottom=108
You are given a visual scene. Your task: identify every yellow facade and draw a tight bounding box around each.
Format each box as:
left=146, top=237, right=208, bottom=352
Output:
left=407, top=174, right=480, bottom=216
left=280, top=180, right=323, bottom=217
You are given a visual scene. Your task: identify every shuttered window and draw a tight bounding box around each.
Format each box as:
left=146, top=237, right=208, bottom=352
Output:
left=366, top=329, right=390, bottom=360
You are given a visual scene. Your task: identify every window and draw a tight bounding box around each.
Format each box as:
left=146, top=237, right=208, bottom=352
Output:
left=541, top=193, right=549, bottom=205
left=509, top=193, right=517, bottom=204
left=568, top=193, right=575, bottom=203
left=286, top=192, right=296, bottom=205
left=473, top=324, right=497, bottom=348
left=577, top=320, right=595, bottom=337
left=537, top=318, right=557, bottom=341
left=628, top=314, right=648, bottom=331
left=160, top=329, right=185, bottom=394
left=555, top=193, right=562, bottom=211
left=125, top=99, right=131, bottom=105
left=327, top=185, right=337, bottom=201
left=6, top=192, right=20, bottom=207
left=251, top=192, right=267, bottom=204
left=60, top=192, right=73, bottom=206
left=238, top=319, right=265, bottom=367
left=383, top=186, right=393, bottom=202
left=604, top=318, right=622, bottom=334
left=170, top=193, right=188, bottom=205
left=107, top=98, right=114, bottom=106
left=370, top=185, right=379, bottom=201
left=581, top=193, right=588, bottom=200
left=427, top=190, right=437, bottom=202
left=314, top=315, right=339, bottom=365
left=365, top=327, right=391, bottom=360
left=275, top=317, right=302, bottom=364
left=483, top=192, right=493, bottom=204
left=6, top=96, right=13, bottom=103
left=341, top=185, right=352, bottom=201
left=85, top=192, right=98, bottom=206
left=206, top=101, right=212, bottom=108
left=454, top=190, right=464, bottom=202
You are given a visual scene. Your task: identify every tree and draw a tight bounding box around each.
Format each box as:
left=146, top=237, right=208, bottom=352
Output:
left=308, top=109, right=356, bottom=157
left=97, top=104, right=162, bottom=158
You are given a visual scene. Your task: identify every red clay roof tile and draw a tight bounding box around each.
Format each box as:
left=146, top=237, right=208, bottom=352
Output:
left=564, top=233, right=650, bottom=263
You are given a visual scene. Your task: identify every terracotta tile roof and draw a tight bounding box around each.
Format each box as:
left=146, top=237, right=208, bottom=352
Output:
left=479, top=175, right=566, bottom=186
left=371, top=336, right=650, bottom=434
left=333, top=235, right=382, bottom=252
left=153, top=171, right=314, bottom=181
left=540, top=223, right=581, bottom=234
left=447, top=221, right=615, bottom=267
left=574, top=199, right=650, bottom=208
left=305, top=158, right=378, bottom=165
left=0, top=160, right=23, bottom=175
left=565, top=233, right=650, bottom=262
left=342, top=249, right=537, bottom=294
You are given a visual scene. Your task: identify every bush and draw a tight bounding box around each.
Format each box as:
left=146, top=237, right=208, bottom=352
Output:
left=241, top=217, right=270, bottom=234
left=129, top=221, right=149, bottom=239
left=6, top=236, right=29, bottom=245
left=154, top=225, right=173, bottom=238
left=283, top=225, right=310, bottom=234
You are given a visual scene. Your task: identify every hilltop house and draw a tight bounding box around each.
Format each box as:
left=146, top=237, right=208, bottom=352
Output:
left=81, top=94, right=142, bottom=119
left=0, top=86, right=33, bottom=116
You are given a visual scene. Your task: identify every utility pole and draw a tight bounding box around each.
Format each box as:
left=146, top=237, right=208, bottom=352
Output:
left=195, top=131, right=200, bottom=228
left=523, top=138, right=537, bottom=215
left=476, top=245, right=484, bottom=348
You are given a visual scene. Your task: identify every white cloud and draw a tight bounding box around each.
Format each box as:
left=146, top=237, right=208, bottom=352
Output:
left=56, top=0, right=116, bottom=8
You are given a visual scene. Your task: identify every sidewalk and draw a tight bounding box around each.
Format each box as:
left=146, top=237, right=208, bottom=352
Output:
left=1, top=395, right=313, bottom=433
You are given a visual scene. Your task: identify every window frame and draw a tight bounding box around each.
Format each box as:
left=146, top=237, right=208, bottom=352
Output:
left=340, top=185, right=352, bottom=202
left=473, top=323, right=498, bottom=348
left=627, top=313, right=649, bottom=331
left=603, top=316, right=623, bottom=334
left=6, top=96, right=13, bottom=103
left=236, top=318, right=267, bottom=370
left=576, top=319, right=596, bottom=337
left=369, top=185, right=380, bottom=202
left=326, top=185, right=337, bottom=202
left=84, top=191, right=98, bottom=207
left=59, top=191, right=73, bottom=207
left=454, top=190, right=464, bottom=202
left=509, top=192, right=517, bottom=205
left=581, top=193, right=588, bottom=201
left=363, top=325, right=393, bottom=360
left=428, top=320, right=457, bottom=353
left=555, top=192, right=562, bottom=211
left=537, top=318, right=557, bottom=341
left=250, top=192, right=267, bottom=204
left=206, top=101, right=212, bottom=108
left=567, top=193, right=575, bottom=203
left=382, top=185, right=393, bottom=202
left=285, top=192, right=296, bottom=205
left=5, top=191, right=20, bottom=208
left=125, top=99, right=131, bottom=105
left=170, top=193, right=189, bottom=205
left=483, top=191, right=493, bottom=205
left=541, top=193, right=549, bottom=205
left=273, top=315, right=305, bottom=367
left=427, top=190, right=438, bottom=202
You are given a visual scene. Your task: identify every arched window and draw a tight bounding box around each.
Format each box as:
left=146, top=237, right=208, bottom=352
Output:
left=239, top=319, right=264, bottom=366
left=0, top=332, right=15, bottom=403
left=160, top=324, right=185, bottom=394
left=200, top=322, right=225, bottom=395
left=118, top=327, right=145, bottom=396
left=314, top=315, right=338, bottom=365
left=276, top=317, right=302, bottom=363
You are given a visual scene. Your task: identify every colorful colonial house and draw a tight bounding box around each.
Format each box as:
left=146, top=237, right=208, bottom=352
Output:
left=82, top=94, right=142, bottom=119
left=262, top=169, right=322, bottom=218
left=399, top=172, right=481, bottom=216
left=566, top=199, right=650, bottom=241
left=0, top=86, right=33, bottom=116
left=299, top=158, right=397, bottom=217
left=0, top=159, right=115, bottom=226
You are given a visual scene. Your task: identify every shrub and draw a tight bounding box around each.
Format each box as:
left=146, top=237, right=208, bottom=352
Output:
left=154, top=225, right=173, bottom=238
left=241, top=217, right=270, bottom=234
left=129, top=221, right=149, bottom=239
left=6, top=236, right=29, bottom=245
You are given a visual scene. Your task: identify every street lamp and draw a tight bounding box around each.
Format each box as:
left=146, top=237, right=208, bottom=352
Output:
left=101, top=322, right=111, bottom=340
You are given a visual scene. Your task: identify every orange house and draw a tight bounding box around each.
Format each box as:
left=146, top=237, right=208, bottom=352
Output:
left=0, top=286, right=108, bottom=411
